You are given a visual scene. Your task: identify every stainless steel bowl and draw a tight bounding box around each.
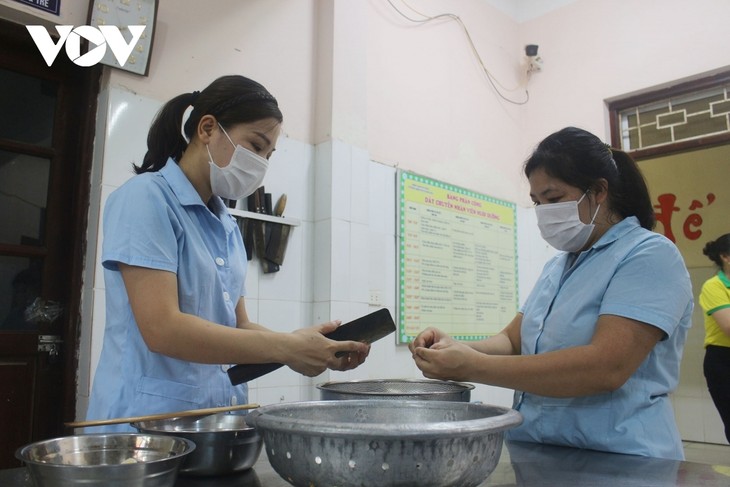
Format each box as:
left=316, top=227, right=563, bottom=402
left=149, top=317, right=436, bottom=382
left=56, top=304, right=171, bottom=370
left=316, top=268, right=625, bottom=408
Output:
left=247, top=400, right=523, bottom=487
left=132, top=412, right=262, bottom=476
left=15, top=433, right=195, bottom=487
left=318, top=378, right=475, bottom=402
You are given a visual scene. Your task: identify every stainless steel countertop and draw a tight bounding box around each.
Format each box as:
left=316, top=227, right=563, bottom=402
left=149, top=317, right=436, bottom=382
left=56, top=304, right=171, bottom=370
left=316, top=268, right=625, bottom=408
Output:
left=3, top=440, right=729, bottom=486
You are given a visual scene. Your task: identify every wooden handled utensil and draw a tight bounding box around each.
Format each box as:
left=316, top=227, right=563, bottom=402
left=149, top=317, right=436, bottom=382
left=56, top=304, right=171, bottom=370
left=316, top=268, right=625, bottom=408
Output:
left=65, top=403, right=260, bottom=428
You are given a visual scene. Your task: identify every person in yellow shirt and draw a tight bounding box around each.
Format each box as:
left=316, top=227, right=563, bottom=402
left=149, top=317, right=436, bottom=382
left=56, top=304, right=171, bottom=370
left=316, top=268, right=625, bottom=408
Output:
left=699, top=232, right=730, bottom=443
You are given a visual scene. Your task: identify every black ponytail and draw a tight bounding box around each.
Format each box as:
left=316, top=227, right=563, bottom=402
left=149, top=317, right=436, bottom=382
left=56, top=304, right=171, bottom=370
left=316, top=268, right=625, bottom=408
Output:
left=135, top=75, right=282, bottom=174
left=135, top=93, right=196, bottom=173
left=608, top=149, right=656, bottom=230
left=703, top=233, right=730, bottom=268
left=524, top=126, right=656, bottom=230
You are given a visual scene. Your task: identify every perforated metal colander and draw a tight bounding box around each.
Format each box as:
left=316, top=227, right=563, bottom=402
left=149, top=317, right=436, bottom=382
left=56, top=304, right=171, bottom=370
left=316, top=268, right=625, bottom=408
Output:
left=247, top=399, right=523, bottom=487
left=317, top=378, right=474, bottom=402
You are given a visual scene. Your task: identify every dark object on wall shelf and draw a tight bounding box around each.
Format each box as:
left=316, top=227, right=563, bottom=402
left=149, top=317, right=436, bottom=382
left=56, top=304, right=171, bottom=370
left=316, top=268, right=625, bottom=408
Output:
left=265, top=194, right=289, bottom=265
left=261, top=192, right=279, bottom=273
left=233, top=189, right=297, bottom=270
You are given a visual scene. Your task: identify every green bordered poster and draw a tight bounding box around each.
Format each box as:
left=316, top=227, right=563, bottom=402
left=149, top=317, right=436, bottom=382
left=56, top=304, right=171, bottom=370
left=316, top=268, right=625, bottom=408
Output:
left=397, top=171, right=518, bottom=343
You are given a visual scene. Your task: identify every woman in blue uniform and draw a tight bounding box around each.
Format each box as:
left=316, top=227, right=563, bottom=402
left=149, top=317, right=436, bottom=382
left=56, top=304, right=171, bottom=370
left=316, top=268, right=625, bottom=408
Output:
left=410, top=127, right=692, bottom=459
left=87, top=75, right=369, bottom=430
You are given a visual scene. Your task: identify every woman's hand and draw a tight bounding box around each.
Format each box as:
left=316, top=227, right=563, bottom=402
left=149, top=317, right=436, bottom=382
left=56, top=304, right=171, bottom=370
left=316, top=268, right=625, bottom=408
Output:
left=285, top=321, right=370, bottom=376
left=411, top=332, right=478, bottom=382
left=408, top=327, right=453, bottom=352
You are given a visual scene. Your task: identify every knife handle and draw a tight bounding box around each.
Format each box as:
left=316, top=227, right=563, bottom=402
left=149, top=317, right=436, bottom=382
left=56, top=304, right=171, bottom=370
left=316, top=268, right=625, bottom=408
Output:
left=227, top=362, right=284, bottom=385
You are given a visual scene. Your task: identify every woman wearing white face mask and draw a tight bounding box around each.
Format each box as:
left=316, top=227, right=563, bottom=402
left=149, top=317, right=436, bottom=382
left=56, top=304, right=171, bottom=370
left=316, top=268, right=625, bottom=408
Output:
left=410, top=127, right=693, bottom=459
left=86, top=76, right=370, bottom=431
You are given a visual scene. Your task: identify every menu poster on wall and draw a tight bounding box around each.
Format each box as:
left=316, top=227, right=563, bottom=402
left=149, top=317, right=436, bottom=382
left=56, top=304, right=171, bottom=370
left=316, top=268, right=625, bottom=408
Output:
left=397, top=171, right=518, bottom=343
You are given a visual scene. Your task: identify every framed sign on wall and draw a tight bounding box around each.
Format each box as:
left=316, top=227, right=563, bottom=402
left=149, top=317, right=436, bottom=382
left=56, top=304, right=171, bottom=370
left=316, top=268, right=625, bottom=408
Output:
left=397, top=171, right=518, bottom=343
left=87, top=0, right=158, bottom=76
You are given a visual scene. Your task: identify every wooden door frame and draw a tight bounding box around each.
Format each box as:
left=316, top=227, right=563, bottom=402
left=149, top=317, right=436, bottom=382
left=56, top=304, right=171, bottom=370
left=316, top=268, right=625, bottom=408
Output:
left=0, top=17, right=101, bottom=432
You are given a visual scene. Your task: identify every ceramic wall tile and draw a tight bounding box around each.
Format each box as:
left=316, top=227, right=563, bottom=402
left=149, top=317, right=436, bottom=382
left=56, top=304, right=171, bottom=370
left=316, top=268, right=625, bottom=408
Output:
left=102, top=89, right=159, bottom=188
left=300, top=384, right=319, bottom=401
left=298, top=221, right=315, bottom=302
left=349, top=222, right=370, bottom=304
left=88, top=288, right=106, bottom=394
left=243, top=256, right=260, bottom=301
left=329, top=218, right=351, bottom=302
left=257, top=224, right=302, bottom=302
left=246, top=386, right=258, bottom=405
left=350, top=146, right=370, bottom=225
left=312, top=219, right=332, bottom=302
left=471, top=384, right=514, bottom=408
left=383, top=238, right=397, bottom=308
left=368, top=232, right=397, bottom=309
left=259, top=136, right=314, bottom=222
left=369, top=162, right=397, bottom=235
left=312, top=301, right=331, bottom=323
left=313, top=140, right=333, bottom=222
left=76, top=287, right=94, bottom=403
left=243, top=299, right=259, bottom=328
left=330, top=139, right=352, bottom=222
left=255, top=385, right=301, bottom=406
left=93, top=184, right=117, bottom=290
left=258, top=299, right=306, bottom=333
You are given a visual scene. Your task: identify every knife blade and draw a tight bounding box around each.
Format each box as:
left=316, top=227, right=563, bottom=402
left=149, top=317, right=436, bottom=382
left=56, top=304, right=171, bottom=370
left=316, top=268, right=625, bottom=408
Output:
left=265, top=194, right=288, bottom=265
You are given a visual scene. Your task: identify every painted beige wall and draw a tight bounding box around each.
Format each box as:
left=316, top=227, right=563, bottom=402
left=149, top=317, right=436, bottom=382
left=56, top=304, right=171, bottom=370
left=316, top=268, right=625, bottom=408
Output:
left=101, top=0, right=319, bottom=144
left=367, top=0, right=525, bottom=205
left=517, top=0, right=730, bottom=165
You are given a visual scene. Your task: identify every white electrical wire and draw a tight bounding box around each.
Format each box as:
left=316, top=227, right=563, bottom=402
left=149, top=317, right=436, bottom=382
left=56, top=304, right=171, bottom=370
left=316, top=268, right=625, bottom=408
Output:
left=385, top=0, right=530, bottom=105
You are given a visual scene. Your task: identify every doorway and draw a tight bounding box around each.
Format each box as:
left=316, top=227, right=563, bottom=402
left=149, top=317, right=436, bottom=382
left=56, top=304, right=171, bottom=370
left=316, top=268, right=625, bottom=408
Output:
left=0, top=19, right=100, bottom=467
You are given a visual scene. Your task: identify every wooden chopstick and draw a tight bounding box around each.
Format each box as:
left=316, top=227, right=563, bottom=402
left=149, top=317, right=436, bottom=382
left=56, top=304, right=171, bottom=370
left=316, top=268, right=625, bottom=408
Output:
left=65, top=403, right=260, bottom=428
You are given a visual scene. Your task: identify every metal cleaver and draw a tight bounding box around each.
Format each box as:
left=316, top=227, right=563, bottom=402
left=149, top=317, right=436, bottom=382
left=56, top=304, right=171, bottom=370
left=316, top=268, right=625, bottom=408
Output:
left=227, top=308, right=396, bottom=385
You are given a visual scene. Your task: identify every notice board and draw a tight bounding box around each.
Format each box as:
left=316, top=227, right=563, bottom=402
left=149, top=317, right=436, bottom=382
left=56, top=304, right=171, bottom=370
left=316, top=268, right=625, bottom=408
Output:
left=397, top=171, right=518, bottom=343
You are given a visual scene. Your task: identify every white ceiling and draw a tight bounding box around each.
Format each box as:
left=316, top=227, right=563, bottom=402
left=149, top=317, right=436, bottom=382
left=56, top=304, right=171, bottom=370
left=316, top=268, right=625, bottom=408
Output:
left=483, top=0, right=579, bottom=22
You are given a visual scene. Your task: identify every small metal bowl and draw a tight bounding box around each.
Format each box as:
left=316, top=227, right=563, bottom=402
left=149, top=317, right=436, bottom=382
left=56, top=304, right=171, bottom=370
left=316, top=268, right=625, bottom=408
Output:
left=132, top=413, right=262, bottom=476
left=248, top=399, right=523, bottom=487
left=318, top=378, right=475, bottom=402
left=16, top=433, right=195, bottom=487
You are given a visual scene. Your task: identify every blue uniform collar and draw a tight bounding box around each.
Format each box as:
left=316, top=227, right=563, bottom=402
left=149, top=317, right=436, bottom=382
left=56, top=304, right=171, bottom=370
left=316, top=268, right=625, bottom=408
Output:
left=560, top=217, right=640, bottom=272
left=159, top=158, right=237, bottom=234
left=562, top=216, right=640, bottom=257
left=589, top=216, right=640, bottom=250
left=160, top=158, right=206, bottom=207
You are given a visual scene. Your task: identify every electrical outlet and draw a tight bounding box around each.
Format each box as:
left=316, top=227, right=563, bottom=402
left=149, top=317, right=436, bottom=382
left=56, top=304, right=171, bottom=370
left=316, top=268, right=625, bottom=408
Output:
left=369, top=289, right=382, bottom=306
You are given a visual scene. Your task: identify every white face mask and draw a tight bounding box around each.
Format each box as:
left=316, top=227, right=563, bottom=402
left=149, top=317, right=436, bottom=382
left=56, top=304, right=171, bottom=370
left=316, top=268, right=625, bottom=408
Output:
left=535, top=192, right=600, bottom=252
left=207, top=124, right=269, bottom=200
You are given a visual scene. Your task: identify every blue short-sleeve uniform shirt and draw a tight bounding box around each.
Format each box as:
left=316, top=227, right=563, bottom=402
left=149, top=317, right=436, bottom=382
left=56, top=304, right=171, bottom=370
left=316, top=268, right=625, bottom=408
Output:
left=508, top=217, right=693, bottom=460
left=86, top=159, right=248, bottom=430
